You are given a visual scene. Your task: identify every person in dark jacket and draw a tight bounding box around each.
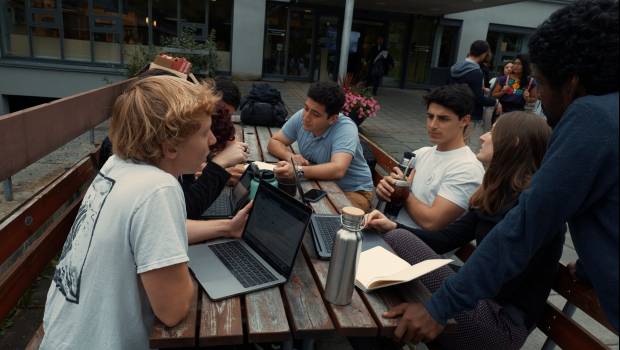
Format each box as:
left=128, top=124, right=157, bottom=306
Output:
left=366, top=112, right=563, bottom=349
left=366, top=36, right=394, bottom=96
left=449, top=40, right=497, bottom=120
left=375, top=0, right=619, bottom=342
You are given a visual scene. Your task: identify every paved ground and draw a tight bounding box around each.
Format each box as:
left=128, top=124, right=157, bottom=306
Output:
left=1, top=81, right=617, bottom=350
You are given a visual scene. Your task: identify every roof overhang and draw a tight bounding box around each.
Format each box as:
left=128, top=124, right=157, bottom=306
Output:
left=296, top=0, right=528, bottom=16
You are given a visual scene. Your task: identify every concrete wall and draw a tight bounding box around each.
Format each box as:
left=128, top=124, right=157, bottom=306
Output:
left=446, top=1, right=566, bottom=60
left=0, top=64, right=125, bottom=98
left=231, top=0, right=266, bottom=80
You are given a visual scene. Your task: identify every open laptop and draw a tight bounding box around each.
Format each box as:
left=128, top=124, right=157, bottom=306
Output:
left=188, top=181, right=312, bottom=300
left=201, top=166, right=253, bottom=219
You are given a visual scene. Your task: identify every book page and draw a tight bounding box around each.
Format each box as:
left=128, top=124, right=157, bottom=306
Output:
left=355, top=246, right=452, bottom=292
left=356, top=246, right=410, bottom=289
left=253, top=161, right=277, bottom=171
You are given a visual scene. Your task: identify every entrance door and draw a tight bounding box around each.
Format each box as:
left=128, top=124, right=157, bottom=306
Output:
left=406, top=17, right=436, bottom=85
left=287, top=8, right=314, bottom=79
left=263, top=3, right=288, bottom=77
left=314, top=15, right=339, bottom=81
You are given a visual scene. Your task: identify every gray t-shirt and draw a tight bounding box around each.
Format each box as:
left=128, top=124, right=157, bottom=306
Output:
left=41, top=156, right=189, bottom=350
left=281, top=109, right=374, bottom=192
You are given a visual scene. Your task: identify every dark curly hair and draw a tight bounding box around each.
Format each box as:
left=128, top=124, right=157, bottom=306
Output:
left=307, top=81, right=345, bottom=116
left=528, top=0, right=618, bottom=94
left=210, top=101, right=236, bottom=153
left=423, top=84, right=474, bottom=118
left=214, top=76, right=241, bottom=109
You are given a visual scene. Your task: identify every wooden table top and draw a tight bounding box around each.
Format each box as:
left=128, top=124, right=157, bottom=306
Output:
left=149, top=124, right=430, bottom=348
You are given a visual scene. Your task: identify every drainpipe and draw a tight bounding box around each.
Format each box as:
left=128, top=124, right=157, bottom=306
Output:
left=338, top=0, right=355, bottom=80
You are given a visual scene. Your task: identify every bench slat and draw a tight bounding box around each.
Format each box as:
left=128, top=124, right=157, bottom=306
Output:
left=242, top=125, right=261, bottom=162
left=245, top=287, right=291, bottom=343
left=538, top=302, right=609, bottom=350
left=198, top=290, right=243, bottom=347
left=282, top=252, right=335, bottom=338
left=234, top=124, right=244, bottom=144
left=149, top=281, right=199, bottom=349
left=554, top=264, right=617, bottom=335
left=299, top=182, right=378, bottom=337
left=255, top=126, right=279, bottom=163
left=0, top=192, right=83, bottom=322
left=0, top=156, right=96, bottom=266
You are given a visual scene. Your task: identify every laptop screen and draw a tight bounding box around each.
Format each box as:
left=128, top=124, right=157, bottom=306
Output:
left=243, top=181, right=311, bottom=277
left=232, top=167, right=252, bottom=208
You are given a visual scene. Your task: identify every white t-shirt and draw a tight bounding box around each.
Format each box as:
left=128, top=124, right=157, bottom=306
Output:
left=396, top=146, right=485, bottom=229
left=41, top=156, right=189, bottom=350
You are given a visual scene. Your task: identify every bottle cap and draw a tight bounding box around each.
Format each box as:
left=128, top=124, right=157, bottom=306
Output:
left=342, top=206, right=364, bottom=217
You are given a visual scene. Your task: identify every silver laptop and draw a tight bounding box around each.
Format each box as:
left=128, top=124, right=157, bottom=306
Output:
left=201, top=167, right=253, bottom=219
left=189, top=181, right=312, bottom=300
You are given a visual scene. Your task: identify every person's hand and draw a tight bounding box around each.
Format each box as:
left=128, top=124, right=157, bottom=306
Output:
left=291, top=154, right=310, bottom=166
left=524, top=90, right=531, bottom=99
left=227, top=201, right=253, bottom=238
left=274, top=160, right=294, bottom=179
left=194, top=162, right=207, bottom=179
left=495, top=102, right=503, bottom=115
left=377, top=175, right=397, bottom=201
left=501, top=84, right=512, bottom=94
left=365, top=210, right=397, bottom=233
left=211, top=142, right=249, bottom=169
left=383, top=303, right=444, bottom=344
left=226, top=164, right=246, bottom=186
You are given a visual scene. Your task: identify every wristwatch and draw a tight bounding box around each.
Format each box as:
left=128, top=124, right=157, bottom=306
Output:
left=295, top=165, right=305, bottom=179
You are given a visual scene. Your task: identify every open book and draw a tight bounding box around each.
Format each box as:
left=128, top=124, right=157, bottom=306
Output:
left=355, top=246, right=452, bottom=292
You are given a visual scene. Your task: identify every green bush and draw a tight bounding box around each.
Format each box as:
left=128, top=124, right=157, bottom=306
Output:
left=124, top=27, right=219, bottom=78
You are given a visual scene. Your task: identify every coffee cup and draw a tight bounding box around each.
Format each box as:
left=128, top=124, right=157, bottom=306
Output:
left=390, top=179, right=410, bottom=206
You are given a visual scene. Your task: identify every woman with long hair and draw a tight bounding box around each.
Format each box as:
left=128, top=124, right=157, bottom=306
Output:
left=366, top=112, right=564, bottom=349
left=492, top=54, right=537, bottom=113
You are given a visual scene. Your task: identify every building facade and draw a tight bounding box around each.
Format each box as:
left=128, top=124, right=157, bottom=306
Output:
left=0, top=0, right=572, bottom=115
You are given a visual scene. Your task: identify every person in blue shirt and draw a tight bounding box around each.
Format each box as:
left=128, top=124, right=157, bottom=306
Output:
left=381, top=0, right=619, bottom=343
left=268, top=82, right=374, bottom=211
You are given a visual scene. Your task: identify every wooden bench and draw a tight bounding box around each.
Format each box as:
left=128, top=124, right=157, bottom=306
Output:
left=359, top=134, right=618, bottom=349
left=0, top=80, right=130, bottom=349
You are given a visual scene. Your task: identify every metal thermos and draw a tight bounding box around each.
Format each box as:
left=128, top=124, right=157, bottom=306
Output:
left=324, top=207, right=365, bottom=305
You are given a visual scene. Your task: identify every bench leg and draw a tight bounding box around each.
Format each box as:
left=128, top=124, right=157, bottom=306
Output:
left=540, top=302, right=578, bottom=350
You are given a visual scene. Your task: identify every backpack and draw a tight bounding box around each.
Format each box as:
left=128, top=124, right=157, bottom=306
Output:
left=240, top=83, right=288, bottom=127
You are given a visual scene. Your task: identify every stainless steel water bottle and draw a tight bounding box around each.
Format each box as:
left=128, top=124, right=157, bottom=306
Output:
left=324, top=206, right=365, bottom=305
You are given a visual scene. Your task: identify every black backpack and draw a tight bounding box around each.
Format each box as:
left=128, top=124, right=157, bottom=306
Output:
left=240, top=83, right=288, bottom=127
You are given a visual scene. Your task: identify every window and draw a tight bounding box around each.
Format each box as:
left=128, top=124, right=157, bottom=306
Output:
left=30, top=0, right=61, bottom=59
left=62, top=0, right=90, bottom=61
left=4, top=0, right=29, bottom=57
left=152, top=0, right=177, bottom=46
left=487, top=25, right=533, bottom=73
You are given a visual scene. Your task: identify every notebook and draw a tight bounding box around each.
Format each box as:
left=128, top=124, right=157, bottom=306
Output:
left=355, top=246, right=452, bottom=292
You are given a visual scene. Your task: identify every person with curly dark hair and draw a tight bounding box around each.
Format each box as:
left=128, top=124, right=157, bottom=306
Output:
left=492, top=54, right=537, bottom=113
left=379, top=0, right=619, bottom=343
left=268, top=81, right=374, bottom=211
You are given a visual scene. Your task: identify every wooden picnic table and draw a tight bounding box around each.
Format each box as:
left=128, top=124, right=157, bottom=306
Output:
left=149, top=124, right=430, bottom=349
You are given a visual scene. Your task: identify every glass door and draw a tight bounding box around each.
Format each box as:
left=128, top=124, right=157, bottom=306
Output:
left=263, top=3, right=288, bottom=77
left=314, top=15, right=339, bottom=81
left=287, top=8, right=314, bottom=79
left=406, top=17, right=437, bottom=85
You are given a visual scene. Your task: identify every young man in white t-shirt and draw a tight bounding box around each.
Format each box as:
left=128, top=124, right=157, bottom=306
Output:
left=376, top=84, right=485, bottom=231
left=40, top=77, right=250, bottom=350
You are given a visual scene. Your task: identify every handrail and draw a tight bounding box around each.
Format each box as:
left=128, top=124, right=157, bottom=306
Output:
left=0, top=78, right=133, bottom=181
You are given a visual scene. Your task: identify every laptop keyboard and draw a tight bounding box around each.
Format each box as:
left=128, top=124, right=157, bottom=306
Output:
left=203, top=188, right=232, bottom=217
left=210, top=241, right=278, bottom=288
left=314, top=216, right=341, bottom=254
